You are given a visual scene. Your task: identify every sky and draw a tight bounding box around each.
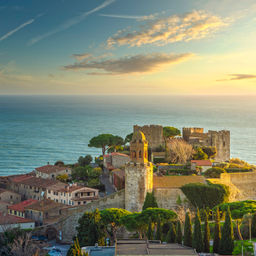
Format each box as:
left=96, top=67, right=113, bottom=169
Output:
left=0, top=0, right=256, bottom=95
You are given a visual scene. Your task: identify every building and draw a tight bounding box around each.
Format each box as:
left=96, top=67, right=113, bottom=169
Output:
left=8, top=199, right=38, bottom=218
left=125, top=131, right=153, bottom=212
left=103, top=153, right=130, bottom=170
left=25, top=199, right=69, bottom=226
left=116, top=240, right=197, bottom=256
left=110, top=169, right=125, bottom=190
left=0, top=188, right=21, bottom=204
left=34, top=164, right=71, bottom=179
left=182, top=127, right=230, bottom=162
left=0, top=201, right=10, bottom=213
left=191, top=159, right=212, bottom=173
left=46, top=183, right=99, bottom=206
left=0, top=212, right=35, bottom=232
left=8, top=175, right=62, bottom=200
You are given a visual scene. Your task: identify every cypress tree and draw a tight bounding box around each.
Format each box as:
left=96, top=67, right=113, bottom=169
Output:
left=176, top=220, right=183, bottom=244
left=142, top=192, right=158, bottom=210
left=192, top=208, right=203, bottom=253
left=147, top=217, right=153, bottom=240
left=213, top=207, right=221, bottom=253
left=184, top=212, right=193, bottom=247
left=155, top=217, right=161, bottom=241
left=203, top=210, right=210, bottom=253
left=219, top=207, right=234, bottom=255
left=251, top=212, right=256, bottom=238
left=166, top=223, right=176, bottom=243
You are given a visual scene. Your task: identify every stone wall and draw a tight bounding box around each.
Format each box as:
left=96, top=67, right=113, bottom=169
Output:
left=134, top=125, right=164, bottom=150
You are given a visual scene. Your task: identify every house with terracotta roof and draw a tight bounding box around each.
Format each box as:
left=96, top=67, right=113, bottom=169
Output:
left=191, top=159, right=212, bottom=173
left=46, top=183, right=99, bottom=206
left=8, top=199, right=38, bottom=218
left=0, top=188, right=21, bottom=204
left=103, top=152, right=130, bottom=170
left=24, top=199, right=70, bottom=226
left=0, top=212, right=35, bottom=232
left=34, top=164, right=71, bottom=179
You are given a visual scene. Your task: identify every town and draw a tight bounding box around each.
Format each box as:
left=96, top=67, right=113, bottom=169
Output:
left=1, top=124, right=256, bottom=256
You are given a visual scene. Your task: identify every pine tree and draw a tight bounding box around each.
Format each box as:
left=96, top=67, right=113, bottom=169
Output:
left=166, top=223, right=176, bottom=243
left=184, top=212, right=193, bottom=247
left=142, top=192, right=158, bottom=210
left=147, top=217, right=153, bottom=240
left=251, top=212, right=256, bottom=238
left=192, top=208, right=203, bottom=253
left=213, top=207, right=221, bottom=253
left=203, top=210, right=210, bottom=253
left=155, top=217, right=161, bottom=241
left=219, top=207, right=234, bottom=255
left=176, top=220, right=183, bottom=244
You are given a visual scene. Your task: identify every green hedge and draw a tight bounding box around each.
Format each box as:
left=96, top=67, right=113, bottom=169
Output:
left=225, top=168, right=253, bottom=173
left=204, top=167, right=226, bottom=178
left=181, top=183, right=229, bottom=209
left=166, top=169, right=197, bottom=176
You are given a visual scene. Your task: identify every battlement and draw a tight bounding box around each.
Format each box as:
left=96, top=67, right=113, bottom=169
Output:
left=126, top=162, right=152, bottom=167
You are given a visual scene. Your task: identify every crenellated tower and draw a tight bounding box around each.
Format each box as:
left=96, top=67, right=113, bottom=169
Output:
left=125, top=131, right=153, bottom=212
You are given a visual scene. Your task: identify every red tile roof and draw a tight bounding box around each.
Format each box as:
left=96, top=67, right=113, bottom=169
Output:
left=11, top=176, right=61, bottom=188
left=104, top=152, right=129, bottom=158
left=191, top=160, right=212, bottom=166
left=0, top=188, right=20, bottom=196
left=35, top=165, right=69, bottom=174
left=8, top=199, right=38, bottom=213
left=0, top=212, right=34, bottom=225
left=47, top=183, right=98, bottom=193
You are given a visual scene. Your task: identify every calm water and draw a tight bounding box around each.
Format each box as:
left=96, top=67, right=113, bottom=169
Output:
left=0, top=95, right=255, bottom=176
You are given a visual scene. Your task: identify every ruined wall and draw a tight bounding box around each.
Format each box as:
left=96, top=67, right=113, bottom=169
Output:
left=125, top=162, right=153, bottom=212
left=134, top=125, right=164, bottom=150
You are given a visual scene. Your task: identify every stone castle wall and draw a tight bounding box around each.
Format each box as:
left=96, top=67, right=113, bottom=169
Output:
left=134, top=125, right=164, bottom=150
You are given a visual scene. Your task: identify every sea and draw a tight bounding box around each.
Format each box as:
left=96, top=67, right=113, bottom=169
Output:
left=0, top=95, right=255, bottom=176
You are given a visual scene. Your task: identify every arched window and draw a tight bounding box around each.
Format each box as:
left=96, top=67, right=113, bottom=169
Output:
left=139, top=150, right=142, bottom=158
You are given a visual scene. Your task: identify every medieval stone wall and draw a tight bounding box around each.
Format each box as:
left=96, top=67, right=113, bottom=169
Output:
left=134, top=125, right=164, bottom=150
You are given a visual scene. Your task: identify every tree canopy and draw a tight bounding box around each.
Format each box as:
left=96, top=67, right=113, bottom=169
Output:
left=142, top=192, right=158, bottom=210
left=78, top=155, right=92, bottom=167
left=125, top=133, right=133, bottom=144
left=163, top=127, right=181, bottom=138
left=141, top=208, right=177, bottom=223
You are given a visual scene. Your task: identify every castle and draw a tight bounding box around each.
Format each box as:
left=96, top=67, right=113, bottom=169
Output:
left=134, top=125, right=230, bottom=162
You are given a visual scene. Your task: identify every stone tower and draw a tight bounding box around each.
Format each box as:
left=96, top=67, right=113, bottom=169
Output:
left=125, top=131, right=153, bottom=212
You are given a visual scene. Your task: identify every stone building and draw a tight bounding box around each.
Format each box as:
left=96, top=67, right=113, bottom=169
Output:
left=8, top=199, right=38, bottom=218
left=125, top=131, right=153, bottom=212
left=182, top=127, right=230, bottom=162
left=34, top=164, right=71, bottom=179
left=103, top=152, right=130, bottom=170
left=0, top=188, right=21, bottom=204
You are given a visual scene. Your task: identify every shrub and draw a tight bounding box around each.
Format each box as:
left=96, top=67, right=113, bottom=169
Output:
left=176, top=221, right=182, bottom=244
left=184, top=212, right=193, bottom=247
left=233, top=240, right=254, bottom=256
left=225, top=167, right=252, bottom=173
left=204, top=167, right=226, bottom=178
left=213, top=207, right=221, bottom=253
left=193, top=147, right=208, bottom=160
left=166, top=223, right=176, bottom=243
left=181, top=183, right=229, bottom=209
left=166, top=169, right=197, bottom=176
left=192, top=209, right=203, bottom=253
left=142, top=192, right=158, bottom=210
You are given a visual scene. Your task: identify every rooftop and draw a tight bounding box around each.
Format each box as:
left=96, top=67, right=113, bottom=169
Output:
left=0, top=212, right=34, bottom=225
left=104, top=152, right=129, bottom=158
left=0, top=188, right=20, bottom=195
left=47, top=183, right=98, bottom=193
left=24, top=199, right=68, bottom=212
left=35, top=164, right=69, bottom=174
left=191, top=160, right=212, bottom=166
left=8, top=199, right=38, bottom=212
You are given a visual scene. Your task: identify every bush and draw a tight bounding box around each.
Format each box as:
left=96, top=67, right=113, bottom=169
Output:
left=204, top=167, right=226, bottom=178
left=166, top=169, right=197, bottom=176
left=181, top=182, right=230, bottom=209
left=233, top=240, right=254, bottom=256
left=153, top=158, right=167, bottom=164
left=225, top=167, right=253, bottom=173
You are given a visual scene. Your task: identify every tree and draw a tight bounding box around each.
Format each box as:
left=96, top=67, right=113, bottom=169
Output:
left=155, top=217, right=162, bottom=240
left=203, top=210, right=210, bottom=253
left=141, top=208, right=177, bottom=224
left=219, top=207, right=234, bottom=255
left=72, top=237, right=88, bottom=256
left=54, top=160, right=64, bottom=166
left=176, top=220, right=182, bottom=244
left=192, top=209, right=203, bottom=253
left=56, top=173, right=69, bottom=183
left=163, top=127, right=181, bottom=138
left=71, top=166, right=91, bottom=182
left=166, top=223, right=176, bottom=243
left=193, top=147, right=208, bottom=160
left=252, top=212, right=256, bottom=238
left=166, top=139, right=193, bottom=164
left=100, top=208, right=131, bottom=243
left=213, top=207, right=221, bottom=254
left=184, top=212, right=193, bottom=247
left=204, top=167, right=226, bottom=178
left=146, top=217, right=153, bottom=240
left=125, top=133, right=133, bottom=144
left=202, top=146, right=217, bottom=159
left=88, top=134, right=124, bottom=156
left=78, top=155, right=92, bottom=167
left=142, top=192, right=158, bottom=210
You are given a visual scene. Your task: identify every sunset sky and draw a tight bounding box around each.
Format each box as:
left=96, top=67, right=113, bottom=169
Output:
left=0, top=0, right=256, bottom=95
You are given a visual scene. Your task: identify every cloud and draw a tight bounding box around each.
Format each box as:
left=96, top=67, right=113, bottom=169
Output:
left=72, top=53, right=92, bottom=61
left=0, top=18, right=35, bottom=42
left=217, top=74, right=256, bottom=81
left=107, top=10, right=229, bottom=47
left=99, top=13, right=155, bottom=20
left=28, top=0, right=115, bottom=45
left=63, top=52, right=193, bottom=75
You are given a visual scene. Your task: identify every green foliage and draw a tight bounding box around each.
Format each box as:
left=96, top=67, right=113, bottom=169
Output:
left=176, top=220, right=182, bottom=244
left=225, top=167, right=253, bottom=173
left=181, top=182, right=229, bottom=209
left=193, top=147, right=208, bottom=160
left=72, top=165, right=102, bottom=184
left=184, top=212, right=193, bottom=247
left=166, top=223, right=176, bottom=243
left=204, top=167, right=226, bottom=178
left=141, top=208, right=177, bottom=224
left=163, top=169, right=197, bottom=176
left=203, top=210, right=210, bottom=253
left=163, top=127, right=181, bottom=138
left=142, top=192, right=158, bottom=210
left=233, top=240, right=254, bottom=256
left=251, top=212, right=256, bottom=238
left=219, top=207, right=234, bottom=255
left=146, top=218, right=153, bottom=240
left=155, top=217, right=162, bottom=240
left=213, top=207, right=221, bottom=253
left=56, top=173, right=69, bottom=183
left=192, top=209, right=203, bottom=253
left=125, top=133, right=133, bottom=144
left=217, top=200, right=256, bottom=219
left=153, top=158, right=167, bottom=164
left=78, top=155, right=93, bottom=167
left=201, top=146, right=217, bottom=159
left=72, top=237, right=88, bottom=256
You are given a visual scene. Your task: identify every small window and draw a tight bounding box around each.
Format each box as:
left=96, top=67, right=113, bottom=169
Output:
left=10, top=195, right=13, bottom=199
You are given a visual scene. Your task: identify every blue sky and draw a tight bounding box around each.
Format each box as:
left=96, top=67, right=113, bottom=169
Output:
left=0, top=0, right=256, bottom=94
